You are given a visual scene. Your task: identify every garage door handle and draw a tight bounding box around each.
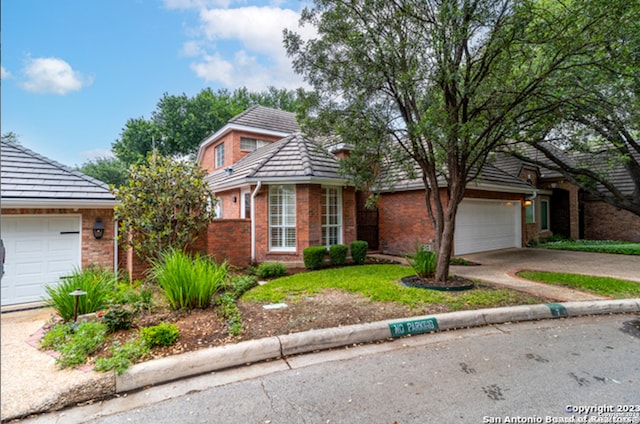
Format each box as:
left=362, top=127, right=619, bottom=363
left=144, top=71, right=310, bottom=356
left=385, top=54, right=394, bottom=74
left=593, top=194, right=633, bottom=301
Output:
left=60, top=231, right=80, bottom=235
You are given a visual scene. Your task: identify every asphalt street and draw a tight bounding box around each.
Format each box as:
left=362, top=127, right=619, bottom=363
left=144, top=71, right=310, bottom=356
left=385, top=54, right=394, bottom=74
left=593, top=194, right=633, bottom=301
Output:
left=26, top=314, right=640, bottom=424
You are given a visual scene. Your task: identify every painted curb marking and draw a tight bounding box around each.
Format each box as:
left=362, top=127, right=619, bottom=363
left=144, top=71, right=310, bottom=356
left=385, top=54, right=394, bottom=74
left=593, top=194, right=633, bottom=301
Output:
left=389, top=317, right=439, bottom=338
left=546, top=303, right=568, bottom=317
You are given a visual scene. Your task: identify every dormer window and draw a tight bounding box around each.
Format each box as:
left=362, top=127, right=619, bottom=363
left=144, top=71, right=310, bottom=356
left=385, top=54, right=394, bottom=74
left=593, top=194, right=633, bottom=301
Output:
left=240, top=137, right=270, bottom=152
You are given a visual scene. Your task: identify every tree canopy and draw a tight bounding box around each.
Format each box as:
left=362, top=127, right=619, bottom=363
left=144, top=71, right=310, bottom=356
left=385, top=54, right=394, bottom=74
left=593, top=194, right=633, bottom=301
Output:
left=113, top=154, right=215, bottom=262
left=112, top=86, right=302, bottom=166
left=76, top=156, right=129, bottom=188
left=285, top=0, right=636, bottom=281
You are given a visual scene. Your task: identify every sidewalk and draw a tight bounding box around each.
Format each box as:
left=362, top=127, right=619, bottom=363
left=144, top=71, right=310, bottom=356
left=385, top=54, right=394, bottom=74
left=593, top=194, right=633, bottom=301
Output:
left=2, top=248, right=639, bottom=421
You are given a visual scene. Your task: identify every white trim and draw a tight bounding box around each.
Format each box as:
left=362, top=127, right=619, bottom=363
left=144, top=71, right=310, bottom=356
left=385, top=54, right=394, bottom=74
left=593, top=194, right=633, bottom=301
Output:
left=321, top=186, right=343, bottom=247
left=241, top=189, right=251, bottom=219
left=268, top=185, right=297, bottom=252
left=196, top=124, right=291, bottom=162
left=251, top=181, right=262, bottom=262
left=208, top=176, right=349, bottom=193
left=1, top=199, right=119, bottom=208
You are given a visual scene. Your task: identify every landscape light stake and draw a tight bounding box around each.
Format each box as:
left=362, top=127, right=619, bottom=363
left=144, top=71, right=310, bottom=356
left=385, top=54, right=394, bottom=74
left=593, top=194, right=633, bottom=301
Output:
left=70, top=288, right=87, bottom=323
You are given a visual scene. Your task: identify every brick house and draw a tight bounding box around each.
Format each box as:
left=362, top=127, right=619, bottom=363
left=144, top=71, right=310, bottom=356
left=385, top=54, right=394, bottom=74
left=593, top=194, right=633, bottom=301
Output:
left=1, top=138, right=119, bottom=307
left=495, top=148, right=640, bottom=243
left=197, top=106, right=356, bottom=266
left=198, top=105, right=639, bottom=266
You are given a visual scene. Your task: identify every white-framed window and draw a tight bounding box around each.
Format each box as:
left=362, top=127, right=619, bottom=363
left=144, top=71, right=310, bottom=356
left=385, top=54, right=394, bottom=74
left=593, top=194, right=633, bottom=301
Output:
left=213, top=198, right=223, bottom=219
left=215, top=143, right=225, bottom=168
left=269, top=185, right=296, bottom=251
left=321, top=186, right=342, bottom=247
left=540, top=199, right=549, bottom=231
left=241, top=190, right=251, bottom=219
left=240, top=137, right=270, bottom=152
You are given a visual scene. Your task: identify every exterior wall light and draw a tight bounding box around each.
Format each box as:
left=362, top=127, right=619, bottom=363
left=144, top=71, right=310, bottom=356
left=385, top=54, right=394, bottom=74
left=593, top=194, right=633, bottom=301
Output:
left=93, top=218, right=105, bottom=239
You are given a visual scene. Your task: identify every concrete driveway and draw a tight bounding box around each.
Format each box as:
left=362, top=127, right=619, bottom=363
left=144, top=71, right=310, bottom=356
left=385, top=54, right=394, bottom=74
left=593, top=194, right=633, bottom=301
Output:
left=451, top=248, right=640, bottom=301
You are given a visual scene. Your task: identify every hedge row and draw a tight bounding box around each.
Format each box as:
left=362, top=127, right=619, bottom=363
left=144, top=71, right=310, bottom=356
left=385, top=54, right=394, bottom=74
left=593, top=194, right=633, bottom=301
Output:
left=302, top=241, right=369, bottom=270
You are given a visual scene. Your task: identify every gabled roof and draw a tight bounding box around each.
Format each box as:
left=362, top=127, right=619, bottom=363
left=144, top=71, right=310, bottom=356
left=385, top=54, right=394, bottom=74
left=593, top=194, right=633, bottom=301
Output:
left=228, top=105, right=299, bottom=134
left=206, top=133, right=346, bottom=191
left=1, top=139, right=118, bottom=208
left=196, top=105, right=299, bottom=162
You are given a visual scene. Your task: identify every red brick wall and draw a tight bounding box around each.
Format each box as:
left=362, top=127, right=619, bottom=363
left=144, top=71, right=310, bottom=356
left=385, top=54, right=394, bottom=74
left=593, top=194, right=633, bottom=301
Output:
left=342, top=187, right=357, bottom=246
left=583, top=200, right=640, bottom=242
left=378, top=189, right=525, bottom=255
left=206, top=219, right=252, bottom=266
left=200, top=130, right=284, bottom=174
left=2, top=208, right=117, bottom=271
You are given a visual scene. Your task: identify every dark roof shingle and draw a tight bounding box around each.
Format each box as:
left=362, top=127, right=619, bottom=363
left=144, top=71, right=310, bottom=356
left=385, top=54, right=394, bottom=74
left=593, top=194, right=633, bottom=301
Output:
left=1, top=139, right=117, bottom=204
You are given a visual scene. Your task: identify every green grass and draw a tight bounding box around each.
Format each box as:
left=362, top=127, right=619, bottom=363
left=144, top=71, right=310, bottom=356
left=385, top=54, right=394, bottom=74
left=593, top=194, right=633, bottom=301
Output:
left=517, top=270, right=640, bottom=298
left=243, top=264, right=546, bottom=310
left=538, top=240, right=640, bottom=255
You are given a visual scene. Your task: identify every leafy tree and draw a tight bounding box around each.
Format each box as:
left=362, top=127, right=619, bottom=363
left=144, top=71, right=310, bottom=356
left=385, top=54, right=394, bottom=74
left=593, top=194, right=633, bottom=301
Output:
left=112, top=87, right=302, bottom=167
left=2, top=132, right=21, bottom=144
left=508, top=1, right=640, bottom=216
left=285, top=0, right=631, bottom=282
left=113, top=154, right=215, bottom=263
left=76, top=157, right=129, bottom=188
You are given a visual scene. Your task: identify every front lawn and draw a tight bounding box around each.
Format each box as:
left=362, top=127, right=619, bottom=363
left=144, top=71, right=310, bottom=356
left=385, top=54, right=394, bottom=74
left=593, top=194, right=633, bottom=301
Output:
left=516, top=270, right=640, bottom=298
left=538, top=239, right=640, bottom=255
left=243, top=264, right=547, bottom=311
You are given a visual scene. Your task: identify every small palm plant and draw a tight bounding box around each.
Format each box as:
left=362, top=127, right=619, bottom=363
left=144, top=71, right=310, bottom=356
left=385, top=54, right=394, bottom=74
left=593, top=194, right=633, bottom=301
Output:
left=406, top=245, right=437, bottom=279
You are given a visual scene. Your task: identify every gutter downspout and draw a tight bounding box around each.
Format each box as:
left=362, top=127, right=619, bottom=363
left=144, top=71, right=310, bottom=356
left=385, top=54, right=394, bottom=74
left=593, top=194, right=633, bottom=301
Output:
left=114, top=219, right=119, bottom=280
left=250, top=181, right=262, bottom=263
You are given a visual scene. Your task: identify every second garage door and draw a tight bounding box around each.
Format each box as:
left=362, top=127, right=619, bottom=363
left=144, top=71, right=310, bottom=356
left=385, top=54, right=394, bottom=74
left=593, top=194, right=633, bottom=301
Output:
left=1, top=215, right=81, bottom=306
left=454, top=199, right=521, bottom=255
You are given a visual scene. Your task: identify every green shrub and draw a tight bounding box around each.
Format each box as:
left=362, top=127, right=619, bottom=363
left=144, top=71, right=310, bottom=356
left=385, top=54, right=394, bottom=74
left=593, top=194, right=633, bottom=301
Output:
left=140, top=323, right=180, bottom=347
left=350, top=241, right=368, bottom=265
left=406, top=245, right=437, bottom=279
left=256, top=262, right=287, bottom=279
left=231, top=275, right=258, bottom=298
left=95, top=337, right=150, bottom=375
left=102, top=304, right=134, bottom=333
left=303, top=246, right=327, bottom=270
left=150, top=249, right=228, bottom=310
left=329, top=244, right=349, bottom=266
left=44, top=266, right=117, bottom=322
left=57, top=321, right=108, bottom=368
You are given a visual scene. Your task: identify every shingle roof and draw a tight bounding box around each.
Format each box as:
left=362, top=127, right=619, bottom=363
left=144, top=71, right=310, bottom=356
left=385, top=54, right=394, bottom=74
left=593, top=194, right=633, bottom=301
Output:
left=206, top=133, right=345, bottom=191
left=1, top=139, right=117, bottom=206
left=380, top=157, right=535, bottom=193
left=494, top=143, right=636, bottom=197
left=228, top=105, right=299, bottom=134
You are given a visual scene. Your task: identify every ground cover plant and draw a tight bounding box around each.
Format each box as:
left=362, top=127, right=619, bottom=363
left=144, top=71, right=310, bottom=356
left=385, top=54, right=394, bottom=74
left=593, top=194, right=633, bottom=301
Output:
left=537, top=240, right=640, bottom=255
left=516, top=271, right=640, bottom=298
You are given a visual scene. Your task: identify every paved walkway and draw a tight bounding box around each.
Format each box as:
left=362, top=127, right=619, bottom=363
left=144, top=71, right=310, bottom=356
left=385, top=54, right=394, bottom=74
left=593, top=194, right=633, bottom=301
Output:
left=2, top=248, right=639, bottom=421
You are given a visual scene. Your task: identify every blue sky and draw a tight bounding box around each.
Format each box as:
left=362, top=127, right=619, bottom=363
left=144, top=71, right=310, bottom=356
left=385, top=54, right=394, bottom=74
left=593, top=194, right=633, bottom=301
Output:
left=1, top=0, right=312, bottom=167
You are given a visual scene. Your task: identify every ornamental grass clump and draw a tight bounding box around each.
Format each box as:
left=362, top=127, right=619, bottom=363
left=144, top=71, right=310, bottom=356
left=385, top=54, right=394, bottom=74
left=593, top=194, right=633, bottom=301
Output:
left=44, top=266, right=117, bottom=322
left=407, top=245, right=437, bottom=279
left=150, top=249, right=228, bottom=310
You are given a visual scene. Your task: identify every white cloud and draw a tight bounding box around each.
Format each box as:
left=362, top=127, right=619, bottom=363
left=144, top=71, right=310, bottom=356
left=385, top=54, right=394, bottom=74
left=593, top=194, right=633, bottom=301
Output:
left=1, top=66, right=11, bottom=79
left=164, top=0, right=231, bottom=10
left=20, top=57, right=93, bottom=95
left=178, top=5, right=315, bottom=90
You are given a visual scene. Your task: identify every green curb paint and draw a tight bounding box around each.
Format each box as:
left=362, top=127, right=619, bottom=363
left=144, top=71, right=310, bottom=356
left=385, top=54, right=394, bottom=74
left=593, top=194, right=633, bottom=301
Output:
left=546, top=303, right=568, bottom=318
left=389, top=318, right=439, bottom=338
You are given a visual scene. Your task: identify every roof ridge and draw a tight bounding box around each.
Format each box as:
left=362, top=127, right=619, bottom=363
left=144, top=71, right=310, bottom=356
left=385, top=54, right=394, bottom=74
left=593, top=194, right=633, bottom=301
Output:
left=295, top=133, right=314, bottom=176
left=1, top=139, right=112, bottom=190
left=247, top=134, right=294, bottom=177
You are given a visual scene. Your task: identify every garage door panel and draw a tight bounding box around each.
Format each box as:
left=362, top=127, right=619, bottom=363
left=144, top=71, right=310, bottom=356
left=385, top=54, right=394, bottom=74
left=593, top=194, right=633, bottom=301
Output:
left=1, top=215, right=81, bottom=306
left=454, top=199, right=521, bottom=255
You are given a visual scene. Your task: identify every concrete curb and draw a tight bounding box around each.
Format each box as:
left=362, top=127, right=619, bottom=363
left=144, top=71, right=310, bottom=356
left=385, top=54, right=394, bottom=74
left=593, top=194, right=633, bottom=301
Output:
left=114, top=298, right=640, bottom=394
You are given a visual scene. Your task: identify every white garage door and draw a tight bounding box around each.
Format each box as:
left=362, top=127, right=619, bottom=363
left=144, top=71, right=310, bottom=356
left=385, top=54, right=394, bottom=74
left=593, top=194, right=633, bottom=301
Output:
left=454, top=199, right=521, bottom=255
left=1, top=215, right=81, bottom=306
